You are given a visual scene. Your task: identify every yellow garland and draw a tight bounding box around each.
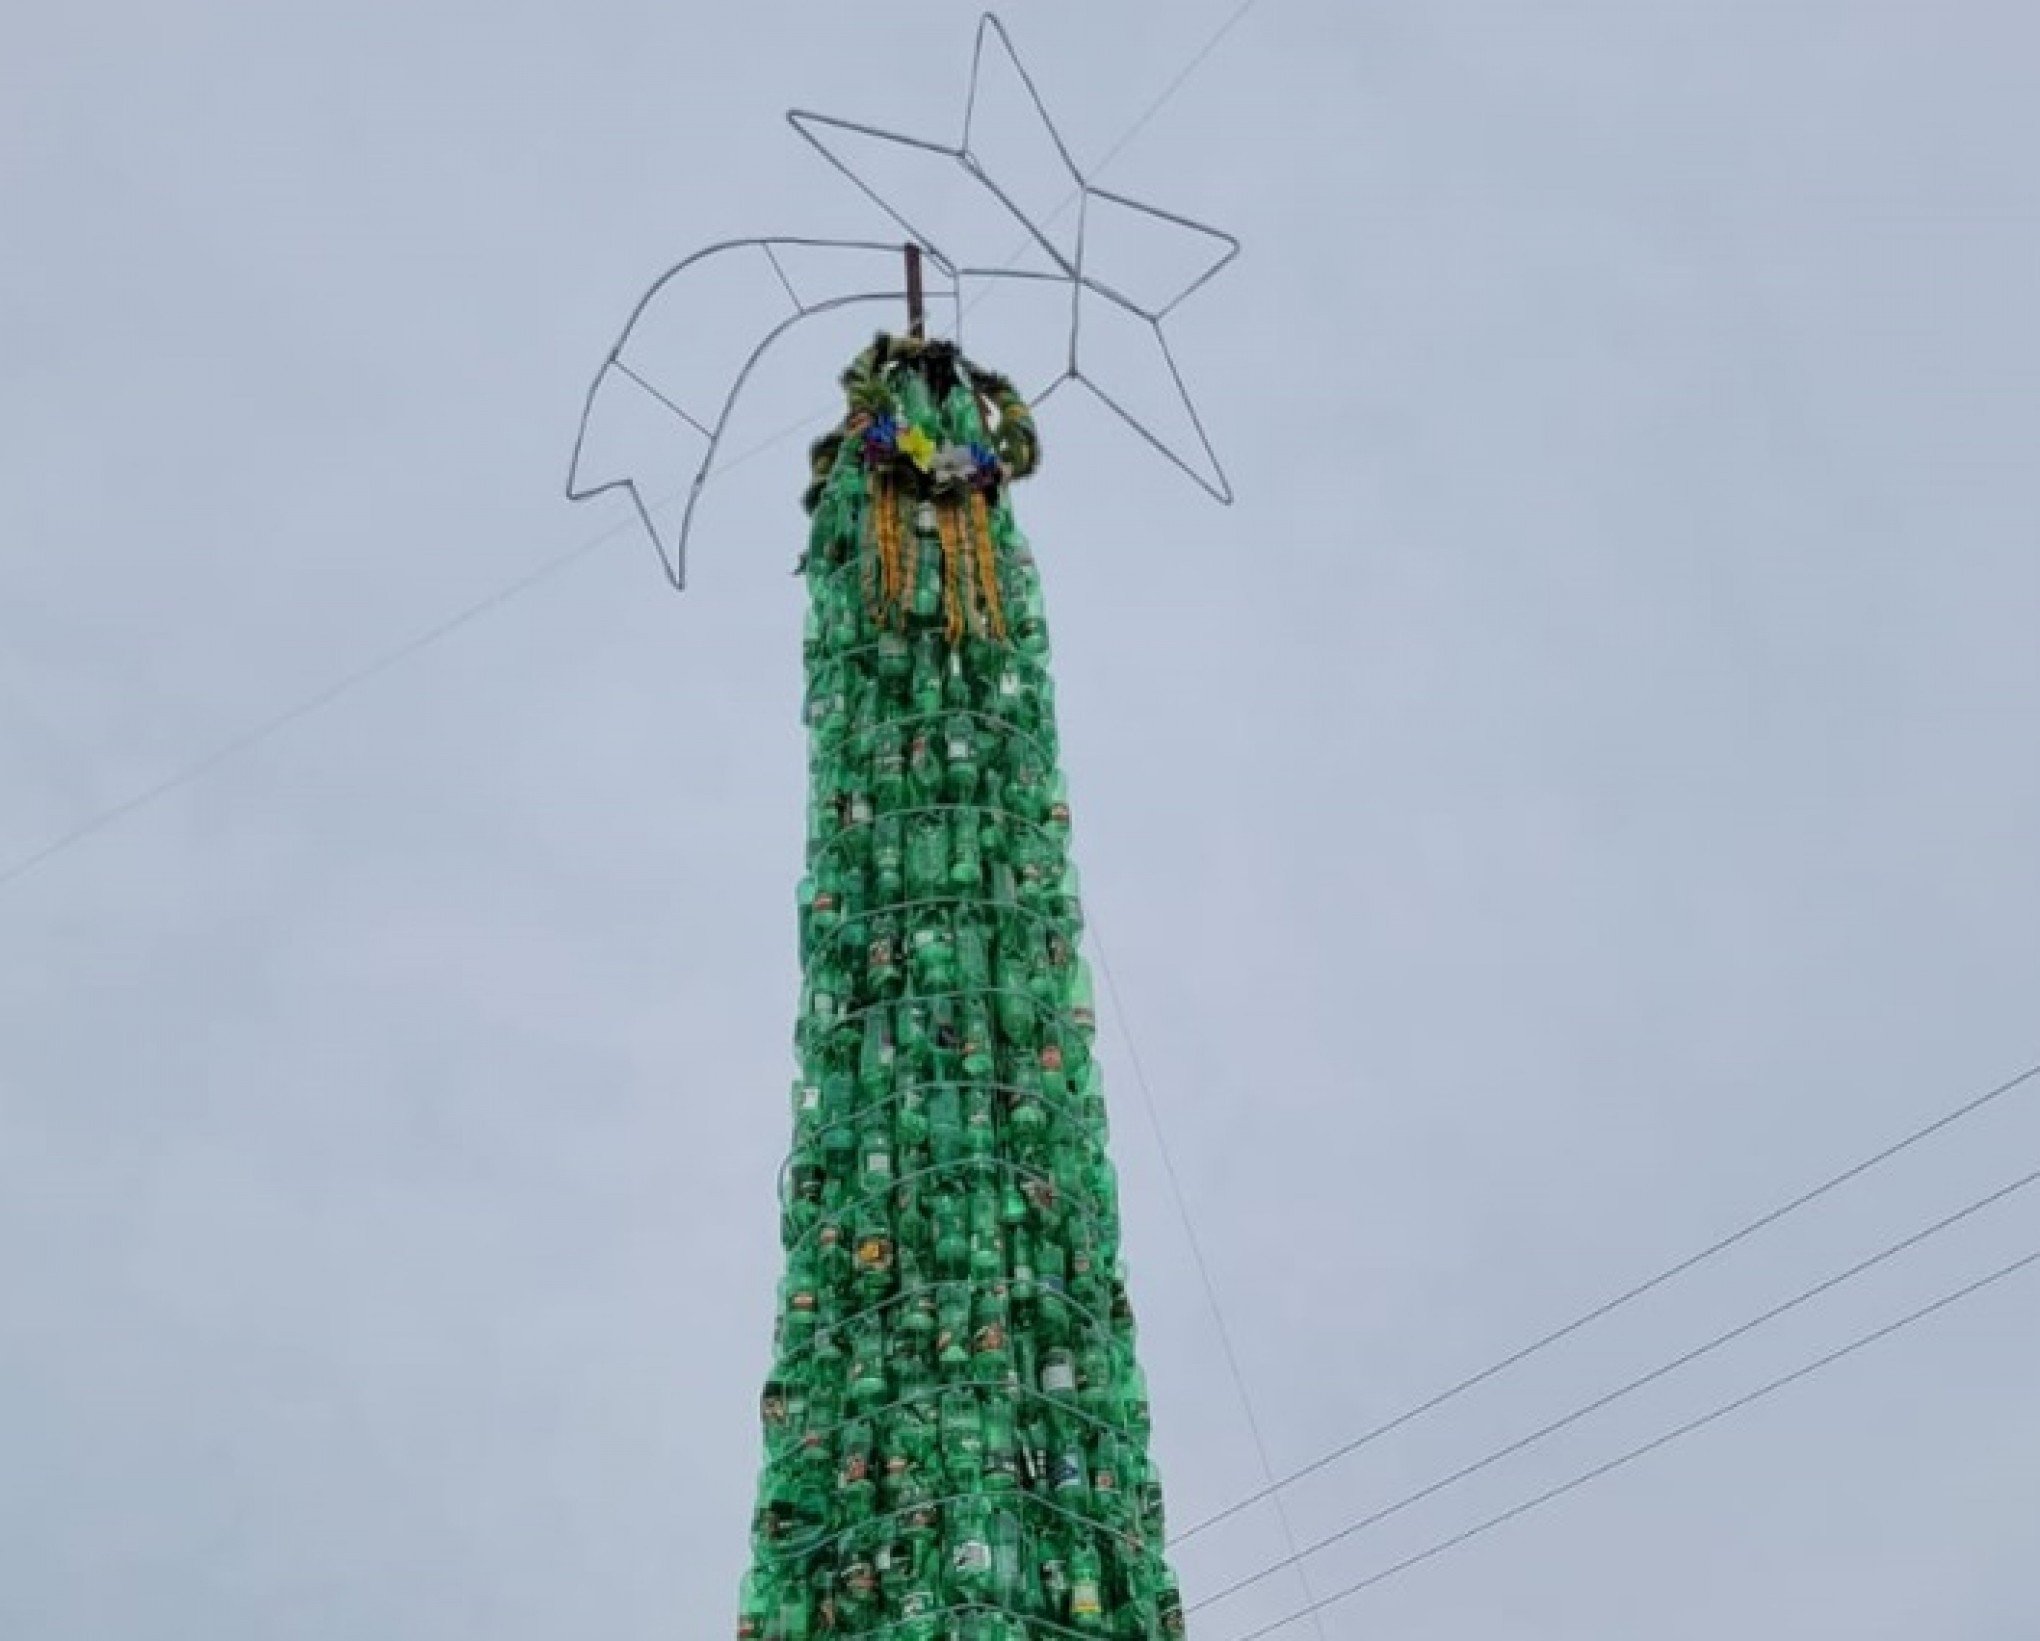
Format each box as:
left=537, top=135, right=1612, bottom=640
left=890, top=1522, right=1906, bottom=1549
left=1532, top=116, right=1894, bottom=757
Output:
left=897, top=492, right=917, bottom=619
left=812, top=337, right=1041, bottom=643
left=969, top=490, right=1006, bottom=641
left=936, top=499, right=966, bottom=643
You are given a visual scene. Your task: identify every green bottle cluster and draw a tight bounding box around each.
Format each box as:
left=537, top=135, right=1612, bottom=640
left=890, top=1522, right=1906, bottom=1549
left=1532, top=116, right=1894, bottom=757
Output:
left=736, top=337, right=1187, bottom=1641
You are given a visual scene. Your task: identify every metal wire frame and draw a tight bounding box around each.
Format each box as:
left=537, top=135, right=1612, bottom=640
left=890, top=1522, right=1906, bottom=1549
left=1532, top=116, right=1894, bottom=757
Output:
left=782, top=1069, right=1104, bottom=1179
left=785, top=13, right=1239, bottom=501
left=799, top=793, right=1071, bottom=862
left=757, top=1478, right=1152, bottom=1572
left=794, top=714, right=1065, bottom=799
left=767, top=1371, right=1150, bottom=1477
left=777, top=1156, right=1113, bottom=1268
left=565, top=12, right=1239, bottom=591
left=758, top=1378, right=1154, bottom=1506
left=801, top=547, right=1043, bottom=642
left=779, top=1054, right=1112, bottom=1188
left=751, top=1430, right=1169, bottom=1584
left=798, top=891, right=1085, bottom=969
left=770, top=1276, right=1132, bottom=1393
left=797, top=970, right=1086, bottom=1034
left=564, top=237, right=961, bottom=591
left=745, top=1599, right=1159, bottom=1641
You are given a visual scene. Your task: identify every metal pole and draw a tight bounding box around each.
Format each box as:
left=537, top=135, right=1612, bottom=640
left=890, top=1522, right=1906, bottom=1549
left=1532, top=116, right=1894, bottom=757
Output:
left=904, top=241, right=925, bottom=340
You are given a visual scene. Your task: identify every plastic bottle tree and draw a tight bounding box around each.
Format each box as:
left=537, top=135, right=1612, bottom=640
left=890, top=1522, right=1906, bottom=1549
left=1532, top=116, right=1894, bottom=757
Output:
left=560, top=21, right=1239, bottom=1633
left=738, top=330, right=1187, bottom=1641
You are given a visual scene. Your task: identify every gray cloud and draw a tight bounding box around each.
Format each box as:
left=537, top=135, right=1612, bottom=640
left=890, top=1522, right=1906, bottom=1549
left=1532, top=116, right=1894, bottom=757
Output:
left=4, top=4, right=2038, bottom=1639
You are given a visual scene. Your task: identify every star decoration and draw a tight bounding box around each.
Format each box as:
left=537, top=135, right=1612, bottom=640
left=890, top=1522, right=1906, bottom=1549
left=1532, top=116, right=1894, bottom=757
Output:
left=788, top=13, right=1239, bottom=501
left=566, top=12, right=1239, bottom=592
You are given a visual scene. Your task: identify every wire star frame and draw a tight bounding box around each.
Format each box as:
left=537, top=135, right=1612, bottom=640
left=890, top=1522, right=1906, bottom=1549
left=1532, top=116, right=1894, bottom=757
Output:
left=566, top=12, right=1240, bottom=590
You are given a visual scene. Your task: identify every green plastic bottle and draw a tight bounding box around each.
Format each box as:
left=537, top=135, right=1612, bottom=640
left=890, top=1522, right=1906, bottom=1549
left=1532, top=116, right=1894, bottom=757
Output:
left=858, top=1011, right=893, bottom=1103
left=838, top=1416, right=876, bottom=1519
left=894, top=1074, right=928, bottom=1156
left=907, top=730, right=943, bottom=809
left=906, top=814, right=946, bottom=900
left=956, top=916, right=991, bottom=992
left=1156, top=1567, right=1185, bottom=1639
left=1036, top=1530, right=1070, bottom=1619
left=782, top=1250, right=820, bottom=1351
left=963, top=1085, right=995, bottom=1160
left=982, top=1393, right=1018, bottom=1492
left=994, top=931, right=1034, bottom=1038
left=960, top=998, right=995, bottom=1080
left=949, top=804, right=983, bottom=890
left=897, top=1569, right=941, bottom=1641
left=1008, top=1220, right=1037, bottom=1305
left=857, top=1114, right=893, bottom=1195
left=947, top=1496, right=994, bottom=1604
left=910, top=633, right=943, bottom=718
left=873, top=814, right=905, bottom=900
left=971, top=1283, right=1013, bottom=1385
left=837, top=1551, right=879, bottom=1629
left=848, top=1306, right=889, bottom=1412
left=1067, top=1536, right=1105, bottom=1630
left=1089, top=1428, right=1124, bottom=1522
left=776, top=1573, right=813, bottom=1641
left=990, top=1506, right=1025, bottom=1608
left=968, top=1187, right=1003, bottom=1283
left=932, top=1184, right=967, bottom=1275
left=1069, top=957, right=1098, bottom=1042
left=866, top=916, right=901, bottom=999
left=944, top=712, right=981, bottom=804
left=1005, top=1054, right=1046, bottom=1143
left=1078, top=1339, right=1113, bottom=1421
left=1122, top=1363, right=1152, bottom=1444
left=942, top=1386, right=986, bottom=1489
left=737, top=1570, right=772, bottom=1641
left=1052, top=1414, right=1088, bottom=1507
left=875, top=625, right=911, bottom=687
left=937, top=1282, right=971, bottom=1370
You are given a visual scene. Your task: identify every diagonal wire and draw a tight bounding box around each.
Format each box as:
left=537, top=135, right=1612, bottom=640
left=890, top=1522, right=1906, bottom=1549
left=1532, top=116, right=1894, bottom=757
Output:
left=1092, top=0, right=1268, bottom=177
left=1091, top=919, right=1332, bottom=1641
left=1190, top=1153, right=2040, bottom=1613
left=0, top=1, right=1265, bottom=899
left=0, top=431, right=765, bottom=898
left=0, top=510, right=634, bottom=893
left=1173, top=1055, right=2040, bottom=1545
left=1217, top=1240, right=2040, bottom=1641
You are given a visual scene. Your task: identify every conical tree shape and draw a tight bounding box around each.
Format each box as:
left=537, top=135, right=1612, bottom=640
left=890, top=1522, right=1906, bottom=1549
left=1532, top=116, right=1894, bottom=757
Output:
left=740, top=335, right=1186, bottom=1641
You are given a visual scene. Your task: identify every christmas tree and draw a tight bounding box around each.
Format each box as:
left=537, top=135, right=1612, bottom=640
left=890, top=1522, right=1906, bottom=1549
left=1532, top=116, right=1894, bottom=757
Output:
left=737, top=330, right=1188, bottom=1641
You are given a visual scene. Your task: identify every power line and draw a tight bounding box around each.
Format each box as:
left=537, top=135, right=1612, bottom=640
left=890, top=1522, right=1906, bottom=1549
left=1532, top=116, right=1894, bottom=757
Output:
left=1171, top=1054, right=2040, bottom=1546
left=0, top=5, right=1262, bottom=899
left=1215, top=1240, right=2040, bottom=1641
left=0, top=512, right=634, bottom=893
left=1092, top=0, right=1268, bottom=178
left=1190, top=1155, right=2040, bottom=1613
left=1092, top=922, right=1331, bottom=1639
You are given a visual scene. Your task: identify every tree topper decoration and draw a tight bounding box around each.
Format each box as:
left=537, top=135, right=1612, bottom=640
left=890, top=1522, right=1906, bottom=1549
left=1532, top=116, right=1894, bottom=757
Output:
left=566, top=12, right=1240, bottom=591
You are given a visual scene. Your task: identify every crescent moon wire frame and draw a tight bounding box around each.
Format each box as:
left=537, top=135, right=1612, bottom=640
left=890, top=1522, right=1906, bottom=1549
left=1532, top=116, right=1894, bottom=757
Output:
left=566, top=237, right=964, bottom=591
left=565, top=11, right=1239, bottom=591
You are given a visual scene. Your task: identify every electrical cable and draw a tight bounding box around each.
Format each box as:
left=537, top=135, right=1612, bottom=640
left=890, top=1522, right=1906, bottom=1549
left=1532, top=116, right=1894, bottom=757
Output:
left=1091, top=922, right=1332, bottom=1637
left=1215, top=1240, right=2040, bottom=1641
left=0, top=510, right=635, bottom=893
left=1189, top=1155, right=2040, bottom=1613
left=1172, top=1055, right=2040, bottom=1545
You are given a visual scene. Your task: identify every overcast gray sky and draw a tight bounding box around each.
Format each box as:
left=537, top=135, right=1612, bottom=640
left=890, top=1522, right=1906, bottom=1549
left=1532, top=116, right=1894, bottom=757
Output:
left=5, top=3, right=2039, bottom=1638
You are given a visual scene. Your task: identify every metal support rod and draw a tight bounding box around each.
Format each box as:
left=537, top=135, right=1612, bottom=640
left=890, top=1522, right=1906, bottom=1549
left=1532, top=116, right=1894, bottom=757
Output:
left=904, top=241, right=926, bottom=339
